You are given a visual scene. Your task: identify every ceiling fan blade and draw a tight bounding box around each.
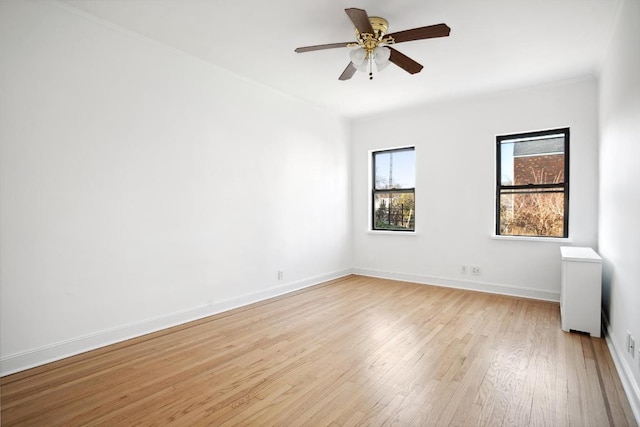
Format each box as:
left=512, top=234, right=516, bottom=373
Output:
left=387, top=23, right=451, bottom=44
left=339, top=62, right=357, bottom=81
left=345, top=8, right=374, bottom=35
left=388, top=47, right=423, bottom=74
left=295, top=42, right=352, bottom=53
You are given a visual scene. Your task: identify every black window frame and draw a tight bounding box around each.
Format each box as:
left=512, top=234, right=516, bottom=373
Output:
left=496, top=127, right=570, bottom=238
left=371, top=146, right=416, bottom=232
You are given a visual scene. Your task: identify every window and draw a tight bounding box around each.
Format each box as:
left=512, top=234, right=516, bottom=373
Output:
left=496, top=128, right=569, bottom=238
left=372, top=147, right=415, bottom=231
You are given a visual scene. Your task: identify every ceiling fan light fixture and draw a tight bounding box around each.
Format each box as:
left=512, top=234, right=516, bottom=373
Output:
left=349, top=48, right=367, bottom=65
left=373, top=46, right=391, bottom=70
left=356, top=62, right=369, bottom=73
left=376, top=60, right=391, bottom=71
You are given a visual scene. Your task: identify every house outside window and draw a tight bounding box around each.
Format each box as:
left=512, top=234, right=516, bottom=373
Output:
left=496, top=128, right=569, bottom=238
left=372, top=147, right=415, bottom=231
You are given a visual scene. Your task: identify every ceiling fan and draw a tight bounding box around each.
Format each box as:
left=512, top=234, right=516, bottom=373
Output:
left=294, top=8, right=451, bottom=81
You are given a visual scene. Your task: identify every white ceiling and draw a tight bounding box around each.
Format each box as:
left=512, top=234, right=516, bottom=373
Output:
left=61, top=0, right=620, bottom=118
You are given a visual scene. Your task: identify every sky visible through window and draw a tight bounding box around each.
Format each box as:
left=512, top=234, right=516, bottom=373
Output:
left=501, top=143, right=514, bottom=185
left=375, top=149, right=415, bottom=189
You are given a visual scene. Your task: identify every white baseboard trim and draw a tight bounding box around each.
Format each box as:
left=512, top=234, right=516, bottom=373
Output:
left=602, top=314, right=640, bottom=424
left=352, top=268, right=560, bottom=302
left=0, top=268, right=352, bottom=377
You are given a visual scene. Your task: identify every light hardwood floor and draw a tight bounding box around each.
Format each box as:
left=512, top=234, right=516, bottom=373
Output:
left=1, top=275, right=637, bottom=426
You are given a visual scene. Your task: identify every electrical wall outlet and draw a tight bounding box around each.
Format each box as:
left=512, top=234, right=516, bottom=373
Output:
left=631, top=336, right=636, bottom=357
left=471, top=266, right=481, bottom=276
left=460, top=265, right=467, bottom=274
left=627, top=331, right=632, bottom=352
left=277, top=270, right=284, bottom=280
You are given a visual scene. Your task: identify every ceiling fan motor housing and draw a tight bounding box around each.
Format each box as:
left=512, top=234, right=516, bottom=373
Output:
left=355, top=16, right=390, bottom=45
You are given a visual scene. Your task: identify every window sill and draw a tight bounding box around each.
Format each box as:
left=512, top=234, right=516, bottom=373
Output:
left=368, top=230, right=417, bottom=235
left=491, top=235, right=573, bottom=243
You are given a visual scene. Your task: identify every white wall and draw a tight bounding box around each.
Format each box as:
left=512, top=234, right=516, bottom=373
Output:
left=351, top=77, right=599, bottom=301
left=599, top=0, right=640, bottom=417
left=0, top=1, right=351, bottom=374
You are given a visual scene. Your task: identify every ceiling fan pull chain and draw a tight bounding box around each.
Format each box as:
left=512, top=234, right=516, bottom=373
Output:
left=369, top=58, right=373, bottom=80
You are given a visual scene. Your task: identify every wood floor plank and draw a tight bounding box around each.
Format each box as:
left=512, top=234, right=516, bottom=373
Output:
left=592, top=337, right=638, bottom=426
left=1, top=275, right=637, bottom=426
